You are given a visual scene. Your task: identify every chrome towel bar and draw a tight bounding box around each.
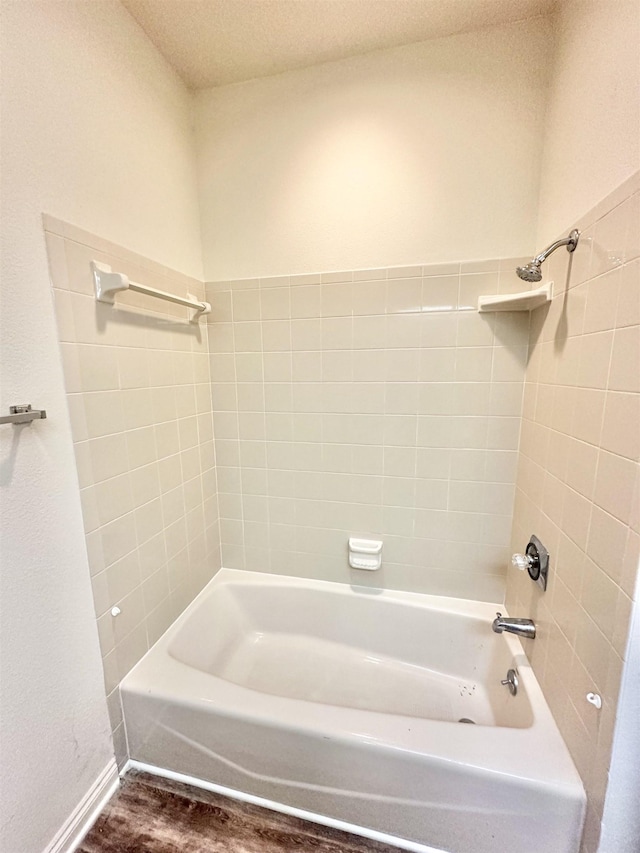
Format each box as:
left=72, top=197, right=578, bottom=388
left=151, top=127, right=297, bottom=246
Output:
left=0, top=404, right=47, bottom=425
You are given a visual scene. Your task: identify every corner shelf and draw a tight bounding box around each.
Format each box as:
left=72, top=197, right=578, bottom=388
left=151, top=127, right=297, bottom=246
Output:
left=477, top=282, right=552, bottom=313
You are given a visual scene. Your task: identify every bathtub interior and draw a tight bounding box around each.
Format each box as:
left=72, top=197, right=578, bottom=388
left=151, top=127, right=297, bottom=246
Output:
left=123, top=570, right=586, bottom=853
left=167, top=578, right=534, bottom=727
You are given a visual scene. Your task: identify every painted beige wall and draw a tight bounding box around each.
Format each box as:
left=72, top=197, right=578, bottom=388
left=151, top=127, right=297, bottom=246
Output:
left=536, top=0, right=640, bottom=245
left=195, top=18, right=552, bottom=281
left=0, top=2, right=202, bottom=851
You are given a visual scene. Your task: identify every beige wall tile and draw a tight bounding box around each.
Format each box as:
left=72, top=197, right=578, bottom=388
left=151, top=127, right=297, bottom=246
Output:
left=601, top=391, right=640, bottom=460
left=620, top=530, right=640, bottom=597
left=594, top=450, right=637, bottom=524
left=352, top=280, right=386, bottom=315
left=577, top=331, right=613, bottom=389
left=583, top=269, right=621, bottom=333
left=232, top=289, right=261, bottom=321
left=321, top=283, right=352, bottom=317
left=458, top=272, right=499, bottom=310
left=387, top=265, right=421, bottom=279
left=191, top=264, right=526, bottom=602
left=608, top=325, right=640, bottom=393
left=506, top=182, right=638, bottom=852
left=615, top=258, right=640, bottom=327
left=83, top=391, right=125, bottom=438
left=565, top=439, right=598, bottom=501
left=591, top=202, right=629, bottom=279
left=261, top=287, right=290, bottom=320
left=580, top=557, right=621, bottom=638
left=208, top=322, right=234, bottom=353
left=291, top=285, right=321, bottom=319
left=47, top=225, right=222, bottom=760
left=386, top=278, right=422, bottom=314
left=207, top=291, right=232, bottom=322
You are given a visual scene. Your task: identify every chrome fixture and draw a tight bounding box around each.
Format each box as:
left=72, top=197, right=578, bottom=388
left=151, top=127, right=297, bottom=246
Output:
left=0, top=404, right=47, bottom=426
left=501, top=668, right=519, bottom=696
left=492, top=612, right=536, bottom=640
left=516, top=229, right=580, bottom=282
left=512, top=534, right=549, bottom=591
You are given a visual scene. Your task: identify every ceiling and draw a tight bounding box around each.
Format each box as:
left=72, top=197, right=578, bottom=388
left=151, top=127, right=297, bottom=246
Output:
left=121, top=0, right=555, bottom=89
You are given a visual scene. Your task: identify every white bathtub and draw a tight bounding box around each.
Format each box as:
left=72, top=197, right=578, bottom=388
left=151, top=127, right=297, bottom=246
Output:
left=121, top=569, right=585, bottom=853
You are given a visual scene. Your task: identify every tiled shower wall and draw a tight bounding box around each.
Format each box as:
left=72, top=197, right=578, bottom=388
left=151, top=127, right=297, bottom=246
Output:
left=206, top=260, right=532, bottom=602
left=45, top=216, right=222, bottom=764
left=506, top=174, right=639, bottom=853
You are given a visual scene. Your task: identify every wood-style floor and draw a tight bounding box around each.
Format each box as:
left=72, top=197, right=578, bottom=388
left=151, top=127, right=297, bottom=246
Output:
left=79, top=770, right=403, bottom=852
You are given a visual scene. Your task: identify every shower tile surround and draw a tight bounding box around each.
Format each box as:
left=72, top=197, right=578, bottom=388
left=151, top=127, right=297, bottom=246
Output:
left=46, top=177, right=639, bottom=853
left=47, top=213, right=531, bottom=756
left=205, top=261, right=531, bottom=602
left=44, top=216, right=222, bottom=765
left=506, top=174, right=639, bottom=853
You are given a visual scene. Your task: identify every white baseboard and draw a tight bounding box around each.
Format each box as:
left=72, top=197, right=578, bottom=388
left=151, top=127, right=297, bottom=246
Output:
left=126, top=759, right=445, bottom=853
left=45, top=760, right=119, bottom=853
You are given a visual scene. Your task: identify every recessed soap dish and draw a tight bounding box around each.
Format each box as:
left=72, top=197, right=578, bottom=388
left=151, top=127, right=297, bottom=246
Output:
left=348, top=537, right=382, bottom=571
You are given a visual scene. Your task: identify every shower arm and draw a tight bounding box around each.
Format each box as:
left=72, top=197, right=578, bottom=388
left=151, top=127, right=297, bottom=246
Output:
left=532, top=230, right=580, bottom=265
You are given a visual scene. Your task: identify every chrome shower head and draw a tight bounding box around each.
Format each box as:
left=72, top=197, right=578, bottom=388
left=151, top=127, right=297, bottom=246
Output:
left=515, top=229, right=580, bottom=284
left=516, top=262, right=543, bottom=282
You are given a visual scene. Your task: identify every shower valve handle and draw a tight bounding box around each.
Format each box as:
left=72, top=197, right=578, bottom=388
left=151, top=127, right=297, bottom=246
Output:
left=512, top=553, right=533, bottom=571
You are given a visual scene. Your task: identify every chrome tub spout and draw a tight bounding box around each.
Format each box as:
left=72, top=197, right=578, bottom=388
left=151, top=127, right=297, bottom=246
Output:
left=492, top=612, right=536, bottom=640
